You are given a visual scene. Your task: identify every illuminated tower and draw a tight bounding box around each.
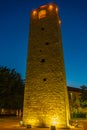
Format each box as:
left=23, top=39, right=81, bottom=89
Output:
left=23, top=3, right=70, bottom=128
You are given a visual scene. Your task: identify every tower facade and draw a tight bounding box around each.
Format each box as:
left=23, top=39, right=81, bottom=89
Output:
left=23, top=3, right=69, bottom=128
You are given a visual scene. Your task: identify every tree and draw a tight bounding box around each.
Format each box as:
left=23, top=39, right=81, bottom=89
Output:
left=0, top=66, right=24, bottom=112
left=80, top=85, right=87, bottom=108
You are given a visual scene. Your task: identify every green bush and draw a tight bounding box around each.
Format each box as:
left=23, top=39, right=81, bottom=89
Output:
left=71, top=112, right=87, bottom=118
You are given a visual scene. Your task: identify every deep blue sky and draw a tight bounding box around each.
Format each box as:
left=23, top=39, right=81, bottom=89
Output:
left=0, top=0, right=87, bottom=88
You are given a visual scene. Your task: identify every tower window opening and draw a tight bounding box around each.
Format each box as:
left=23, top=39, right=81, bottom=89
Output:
left=43, top=78, right=47, bottom=81
left=41, top=59, right=45, bottom=63
left=40, top=50, right=42, bottom=52
left=45, top=42, right=50, bottom=45
left=41, top=27, right=45, bottom=30
left=38, top=10, right=46, bottom=19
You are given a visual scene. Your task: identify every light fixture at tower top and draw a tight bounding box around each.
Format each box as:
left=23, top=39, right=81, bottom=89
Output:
left=48, top=4, right=54, bottom=10
left=59, top=19, right=61, bottom=24
left=56, top=7, right=58, bottom=12
left=32, top=10, right=37, bottom=16
left=32, top=3, right=59, bottom=19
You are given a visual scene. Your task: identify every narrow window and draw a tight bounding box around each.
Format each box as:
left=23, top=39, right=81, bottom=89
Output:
left=41, top=27, right=44, bottom=30
left=43, top=78, right=47, bottom=81
left=45, top=42, right=50, bottom=45
left=41, top=59, right=45, bottom=63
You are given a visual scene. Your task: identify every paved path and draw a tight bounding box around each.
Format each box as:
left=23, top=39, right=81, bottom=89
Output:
left=0, top=118, right=86, bottom=130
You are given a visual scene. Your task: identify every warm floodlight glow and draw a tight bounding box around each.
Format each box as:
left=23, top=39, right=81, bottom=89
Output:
left=56, top=7, right=58, bottom=12
left=32, top=10, right=37, bottom=16
left=51, top=117, right=58, bottom=126
left=19, top=120, right=23, bottom=126
left=27, top=118, right=38, bottom=126
left=49, top=4, right=53, bottom=10
left=59, top=20, right=61, bottom=24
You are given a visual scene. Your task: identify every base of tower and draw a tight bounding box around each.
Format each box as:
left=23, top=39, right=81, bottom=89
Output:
left=22, top=127, right=83, bottom=130
left=21, top=123, right=83, bottom=130
left=23, top=123, right=70, bottom=129
left=20, top=122, right=83, bottom=130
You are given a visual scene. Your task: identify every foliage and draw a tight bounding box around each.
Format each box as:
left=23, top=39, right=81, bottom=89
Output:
left=72, top=112, right=87, bottom=118
left=0, top=66, right=24, bottom=109
left=68, top=92, right=79, bottom=112
left=80, top=85, right=87, bottom=108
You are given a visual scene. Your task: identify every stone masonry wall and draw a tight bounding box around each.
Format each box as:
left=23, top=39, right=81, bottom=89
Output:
left=23, top=3, right=69, bottom=128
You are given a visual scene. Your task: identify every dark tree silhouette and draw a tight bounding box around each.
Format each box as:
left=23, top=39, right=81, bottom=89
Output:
left=0, top=66, right=24, bottom=111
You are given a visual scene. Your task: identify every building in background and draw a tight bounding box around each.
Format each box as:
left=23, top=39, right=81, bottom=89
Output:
left=68, top=86, right=87, bottom=118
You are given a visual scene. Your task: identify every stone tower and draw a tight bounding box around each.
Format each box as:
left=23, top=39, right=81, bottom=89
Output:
left=23, top=3, right=69, bottom=128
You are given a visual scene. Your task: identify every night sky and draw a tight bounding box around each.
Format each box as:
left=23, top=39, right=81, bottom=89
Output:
left=0, top=0, right=87, bottom=88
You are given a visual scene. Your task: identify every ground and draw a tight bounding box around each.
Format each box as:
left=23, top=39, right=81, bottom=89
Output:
left=0, top=117, right=87, bottom=130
